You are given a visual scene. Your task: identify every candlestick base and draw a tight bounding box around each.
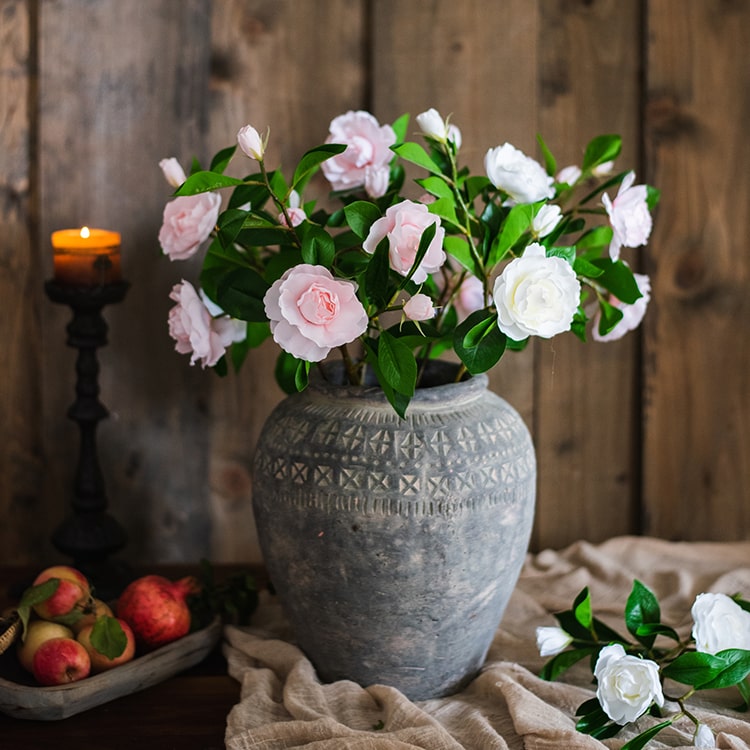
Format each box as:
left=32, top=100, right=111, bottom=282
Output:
left=45, top=279, right=130, bottom=592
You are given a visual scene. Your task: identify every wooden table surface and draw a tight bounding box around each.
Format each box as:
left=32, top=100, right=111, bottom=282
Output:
left=0, top=564, right=258, bottom=750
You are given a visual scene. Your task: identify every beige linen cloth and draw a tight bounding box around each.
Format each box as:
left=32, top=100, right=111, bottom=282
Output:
left=223, top=537, right=750, bottom=749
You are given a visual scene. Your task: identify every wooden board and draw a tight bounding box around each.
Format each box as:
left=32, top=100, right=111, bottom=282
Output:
left=643, top=0, right=750, bottom=539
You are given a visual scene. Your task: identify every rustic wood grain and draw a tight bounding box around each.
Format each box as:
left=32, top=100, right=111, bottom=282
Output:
left=0, top=0, right=47, bottom=561
left=534, top=0, right=644, bottom=549
left=643, top=0, right=750, bottom=540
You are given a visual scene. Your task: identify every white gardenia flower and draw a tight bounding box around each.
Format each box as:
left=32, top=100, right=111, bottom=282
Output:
left=531, top=204, right=563, bottom=238
left=536, top=626, right=573, bottom=657
left=594, top=643, right=664, bottom=725
left=485, top=143, right=554, bottom=204
left=691, top=592, right=750, bottom=654
left=159, top=157, right=187, bottom=188
left=237, top=124, right=266, bottom=161
left=493, top=243, right=580, bottom=340
left=694, top=723, right=716, bottom=748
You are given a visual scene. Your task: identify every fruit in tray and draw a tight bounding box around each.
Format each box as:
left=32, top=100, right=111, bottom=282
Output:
left=116, top=574, right=200, bottom=650
left=11, top=565, right=136, bottom=685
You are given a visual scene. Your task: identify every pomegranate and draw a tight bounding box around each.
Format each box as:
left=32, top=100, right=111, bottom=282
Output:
left=116, top=575, right=199, bottom=650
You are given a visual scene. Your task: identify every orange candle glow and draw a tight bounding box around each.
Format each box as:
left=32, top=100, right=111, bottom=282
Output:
left=51, top=227, right=122, bottom=286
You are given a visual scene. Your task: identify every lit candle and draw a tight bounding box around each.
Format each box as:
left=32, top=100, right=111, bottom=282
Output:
left=51, top=227, right=122, bottom=287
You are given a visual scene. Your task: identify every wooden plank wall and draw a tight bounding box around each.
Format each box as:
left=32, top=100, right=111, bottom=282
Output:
left=0, top=0, right=748, bottom=565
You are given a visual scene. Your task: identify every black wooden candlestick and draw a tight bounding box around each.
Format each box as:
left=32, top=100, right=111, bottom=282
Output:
left=45, top=280, right=130, bottom=588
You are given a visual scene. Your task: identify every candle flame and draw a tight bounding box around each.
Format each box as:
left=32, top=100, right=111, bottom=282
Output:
left=80, top=226, right=91, bottom=239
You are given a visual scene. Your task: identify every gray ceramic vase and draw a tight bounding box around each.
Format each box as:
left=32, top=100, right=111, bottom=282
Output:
left=252, top=362, right=536, bottom=700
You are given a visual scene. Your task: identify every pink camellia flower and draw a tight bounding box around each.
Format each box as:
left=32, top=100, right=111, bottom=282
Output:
left=321, top=111, right=396, bottom=198
left=484, top=143, right=555, bottom=204
left=493, top=243, right=580, bottom=340
left=363, top=200, right=446, bottom=284
left=168, top=281, right=242, bottom=368
left=603, top=171, right=653, bottom=260
left=263, top=264, right=368, bottom=362
left=158, top=192, right=222, bottom=261
left=403, top=293, right=436, bottom=322
left=593, top=273, right=651, bottom=342
left=159, top=157, right=187, bottom=188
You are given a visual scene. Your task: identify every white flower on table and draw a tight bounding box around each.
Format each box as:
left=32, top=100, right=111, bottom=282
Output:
left=594, top=643, right=664, bottom=724
left=691, top=592, right=750, bottom=654
left=535, top=626, right=573, bottom=657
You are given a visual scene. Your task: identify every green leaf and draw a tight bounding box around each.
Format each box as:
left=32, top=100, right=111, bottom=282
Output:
left=298, top=222, right=335, bottom=267
left=90, top=615, right=127, bottom=660
left=416, top=175, right=454, bottom=201
left=646, top=185, right=661, bottom=210
left=363, top=341, right=411, bottom=419
left=664, top=649, right=750, bottom=689
left=174, top=170, right=244, bottom=196
left=536, top=133, right=557, bottom=176
left=488, top=203, right=536, bottom=266
left=620, top=720, right=674, bottom=750
left=391, top=142, right=443, bottom=176
left=598, top=299, right=624, bottom=336
left=576, top=225, right=613, bottom=250
left=582, top=134, right=622, bottom=172
left=344, top=201, right=382, bottom=239
left=274, top=352, right=309, bottom=394
left=365, top=236, right=391, bottom=308
left=291, top=143, right=347, bottom=192
left=547, top=246, right=576, bottom=264
left=17, top=579, right=60, bottom=636
left=634, top=622, right=681, bottom=642
left=227, top=176, right=270, bottom=210
left=209, top=145, right=237, bottom=174
left=625, top=580, right=661, bottom=647
left=453, top=309, right=506, bottom=374
left=216, top=208, right=249, bottom=250
left=391, top=113, right=410, bottom=144
left=444, top=236, right=479, bottom=274
left=539, top=647, right=597, bottom=681
left=199, top=266, right=269, bottom=323
left=589, top=258, right=642, bottom=304
left=573, top=587, right=593, bottom=629
left=377, top=331, right=417, bottom=397
left=573, top=256, right=605, bottom=279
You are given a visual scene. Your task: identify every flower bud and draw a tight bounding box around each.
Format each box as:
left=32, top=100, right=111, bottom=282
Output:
left=237, top=124, right=265, bottom=161
left=403, top=293, right=436, bottom=322
left=535, top=626, right=573, bottom=657
left=159, top=157, right=187, bottom=188
left=416, top=108, right=448, bottom=141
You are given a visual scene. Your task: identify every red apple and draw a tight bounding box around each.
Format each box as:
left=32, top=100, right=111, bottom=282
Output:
left=116, top=575, right=199, bottom=650
left=32, top=637, right=91, bottom=685
left=76, top=617, right=136, bottom=672
left=31, top=565, right=92, bottom=623
left=71, top=597, right=114, bottom=635
left=17, top=620, right=74, bottom=673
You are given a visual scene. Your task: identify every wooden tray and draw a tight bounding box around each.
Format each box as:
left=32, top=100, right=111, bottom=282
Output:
left=0, top=616, right=222, bottom=720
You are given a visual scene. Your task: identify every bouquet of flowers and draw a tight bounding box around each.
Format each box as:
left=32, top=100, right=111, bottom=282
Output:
left=158, top=107, right=658, bottom=416
left=537, top=583, right=750, bottom=748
